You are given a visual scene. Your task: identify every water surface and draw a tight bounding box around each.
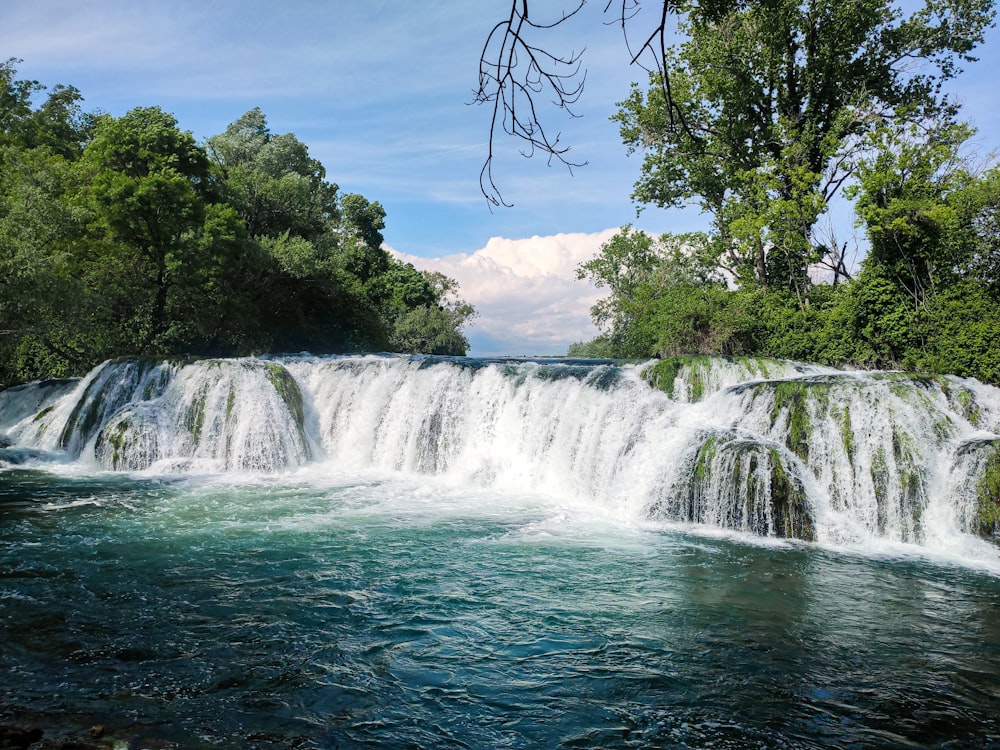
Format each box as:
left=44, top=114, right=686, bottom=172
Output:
left=3, top=468, right=999, bottom=748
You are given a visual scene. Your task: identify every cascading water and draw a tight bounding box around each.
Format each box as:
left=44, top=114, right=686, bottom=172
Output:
left=2, top=353, right=999, bottom=557
left=5, top=354, right=1000, bottom=749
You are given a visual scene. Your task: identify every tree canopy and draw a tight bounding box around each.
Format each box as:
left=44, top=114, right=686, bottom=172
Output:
left=524, top=0, right=1000, bottom=384
left=613, top=0, right=994, bottom=296
left=0, top=61, right=476, bottom=387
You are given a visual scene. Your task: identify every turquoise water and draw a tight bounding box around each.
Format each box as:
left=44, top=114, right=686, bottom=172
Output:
left=3, top=467, right=1000, bottom=749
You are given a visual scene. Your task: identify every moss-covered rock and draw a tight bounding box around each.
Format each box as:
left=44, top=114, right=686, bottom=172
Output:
left=660, top=431, right=815, bottom=541
left=976, top=447, right=1000, bottom=537
left=57, top=359, right=173, bottom=454
left=94, top=407, right=159, bottom=471
left=769, top=380, right=822, bottom=462
left=643, top=355, right=822, bottom=402
left=265, top=363, right=305, bottom=426
left=642, top=358, right=685, bottom=399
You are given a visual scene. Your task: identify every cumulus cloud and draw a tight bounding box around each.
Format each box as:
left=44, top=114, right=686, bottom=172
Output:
left=387, top=230, right=619, bottom=357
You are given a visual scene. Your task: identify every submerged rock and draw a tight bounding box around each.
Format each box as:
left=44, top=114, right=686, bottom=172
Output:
left=0, top=379, right=78, bottom=432
left=0, top=724, right=43, bottom=749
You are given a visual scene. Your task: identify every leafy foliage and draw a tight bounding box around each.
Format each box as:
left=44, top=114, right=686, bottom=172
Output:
left=576, top=130, right=1000, bottom=387
left=613, top=0, right=994, bottom=297
left=573, top=0, right=1000, bottom=385
left=0, top=66, right=475, bottom=387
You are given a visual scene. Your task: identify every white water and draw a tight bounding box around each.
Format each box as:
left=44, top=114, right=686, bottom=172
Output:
left=3, top=354, right=1000, bottom=563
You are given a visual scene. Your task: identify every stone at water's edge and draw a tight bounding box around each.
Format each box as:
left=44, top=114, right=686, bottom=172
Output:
left=952, top=438, right=1000, bottom=539
left=652, top=429, right=814, bottom=540
left=642, top=355, right=827, bottom=403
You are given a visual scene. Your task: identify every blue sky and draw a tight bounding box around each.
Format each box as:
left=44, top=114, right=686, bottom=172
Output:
left=3, top=1, right=998, bottom=355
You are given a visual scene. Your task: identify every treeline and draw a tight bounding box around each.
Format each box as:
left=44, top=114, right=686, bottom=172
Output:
left=0, top=60, right=474, bottom=388
left=570, top=0, right=1000, bottom=384
left=571, top=121, right=1000, bottom=382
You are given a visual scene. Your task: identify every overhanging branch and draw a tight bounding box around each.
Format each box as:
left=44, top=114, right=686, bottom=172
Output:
left=475, top=1, right=687, bottom=207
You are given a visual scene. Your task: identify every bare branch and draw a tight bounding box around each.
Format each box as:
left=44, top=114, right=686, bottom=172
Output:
left=474, top=2, right=694, bottom=207
left=604, top=1, right=696, bottom=139
left=473, top=1, right=590, bottom=208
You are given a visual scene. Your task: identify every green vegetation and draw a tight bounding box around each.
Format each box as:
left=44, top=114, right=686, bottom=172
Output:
left=572, top=0, right=1000, bottom=386
left=771, top=381, right=815, bottom=462
left=978, top=448, right=1000, bottom=536
left=265, top=362, right=305, bottom=427
left=0, top=61, right=475, bottom=388
left=613, top=0, right=993, bottom=297
left=643, top=358, right=685, bottom=399
left=682, top=433, right=814, bottom=540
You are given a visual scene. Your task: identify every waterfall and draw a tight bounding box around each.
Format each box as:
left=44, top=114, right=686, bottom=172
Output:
left=6, top=358, right=310, bottom=472
left=2, top=353, right=999, bottom=554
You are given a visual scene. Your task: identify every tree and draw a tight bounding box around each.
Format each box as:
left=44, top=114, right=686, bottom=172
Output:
left=576, top=226, right=726, bottom=356
left=0, top=69, right=479, bottom=382
left=206, top=108, right=339, bottom=241
left=847, top=119, right=1000, bottom=376
left=476, top=1, right=992, bottom=253
left=206, top=109, right=476, bottom=356
left=384, top=268, right=477, bottom=356
left=206, top=110, right=389, bottom=353
left=337, top=193, right=390, bottom=282
left=850, top=120, right=978, bottom=305
left=0, top=145, right=89, bottom=379
left=73, top=108, right=217, bottom=353
left=0, top=60, right=97, bottom=382
left=613, top=0, right=993, bottom=297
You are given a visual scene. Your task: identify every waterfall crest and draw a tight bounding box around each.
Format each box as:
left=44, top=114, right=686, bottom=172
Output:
left=2, top=354, right=999, bottom=553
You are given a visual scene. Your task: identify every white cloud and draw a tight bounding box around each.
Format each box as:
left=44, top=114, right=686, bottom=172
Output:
left=388, top=230, right=619, bottom=357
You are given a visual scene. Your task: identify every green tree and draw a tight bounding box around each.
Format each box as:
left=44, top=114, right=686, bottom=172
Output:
left=576, top=226, right=724, bottom=356
left=207, top=109, right=389, bottom=353
left=851, top=120, right=978, bottom=304
left=1, top=58, right=92, bottom=160
left=206, top=109, right=475, bottom=356
left=72, top=107, right=247, bottom=358
left=337, top=193, right=390, bottom=283
left=206, top=108, right=339, bottom=241
left=385, top=269, right=476, bottom=356
left=848, top=119, right=1000, bottom=379
left=614, top=0, right=994, bottom=297
left=0, top=60, right=98, bottom=383
left=0, top=145, right=89, bottom=380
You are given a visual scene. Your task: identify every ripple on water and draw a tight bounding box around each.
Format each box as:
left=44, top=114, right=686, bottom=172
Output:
left=1, top=470, right=1000, bottom=748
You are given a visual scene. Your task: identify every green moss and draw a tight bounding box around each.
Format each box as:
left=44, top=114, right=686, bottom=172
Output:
left=682, top=434, right=814, bottom=541
left=836, top=406, right=853, bottom=462
left=767, top=446, right=815, bottom=541
left=265, top=363, right=305, bottom=426
left=142, top=367, right=171, bottom=400
left=680, top=356, right=714, bottom=402
left=977, top=450, right=1000, bottom=536
left=770, top=381, right=822, bottom=461
left=643, top=359, right=683, bottom=399
left=95, top=417, right=130, bottom=469
left=954, top=388, right=982, bottom=428
left=32, top=404, right=55, bottom=422
left=58, top=376, right=109, bottom=450
left=694, top=435, right=719, bottom=481
left=225, top=383, right=237, bottom=423
left=871, top=446, right=890, bottom=511
left=184, top=382, right=210, bottom=439
left=875, top=371, right=951, bottom=390
left=642, top=355, right=715, bottom=401
left=732, top=355, right=779, bottom=379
